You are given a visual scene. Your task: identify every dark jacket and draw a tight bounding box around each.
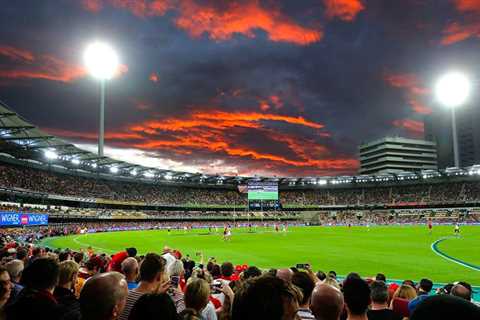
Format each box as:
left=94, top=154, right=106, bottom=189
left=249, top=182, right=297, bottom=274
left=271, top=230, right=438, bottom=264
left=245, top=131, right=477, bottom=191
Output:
left=54, top=287, right=81, bottom=320
left=5, top=287, right=64, bottom=320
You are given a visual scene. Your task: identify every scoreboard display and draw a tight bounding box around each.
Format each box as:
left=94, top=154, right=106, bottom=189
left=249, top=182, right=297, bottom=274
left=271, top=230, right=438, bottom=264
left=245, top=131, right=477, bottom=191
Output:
left=248, top=182, right=278, bottom=200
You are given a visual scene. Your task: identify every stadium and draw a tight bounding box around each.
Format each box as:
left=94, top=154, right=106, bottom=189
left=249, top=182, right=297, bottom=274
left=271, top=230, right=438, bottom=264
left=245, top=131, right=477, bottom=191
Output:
left=1, top=1, right=480, bottom=320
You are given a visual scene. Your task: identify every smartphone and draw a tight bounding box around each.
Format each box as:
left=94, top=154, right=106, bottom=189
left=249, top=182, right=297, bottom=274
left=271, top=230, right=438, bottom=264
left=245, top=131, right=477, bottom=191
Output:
left=210, top=280, right=222, bottom=293
left=170, top=276, right=180, bottom=287
left=296, top=263, right=310, bottom=269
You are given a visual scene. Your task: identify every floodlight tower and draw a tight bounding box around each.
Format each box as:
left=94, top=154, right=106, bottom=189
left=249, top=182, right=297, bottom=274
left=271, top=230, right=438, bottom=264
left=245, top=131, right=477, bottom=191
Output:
left=84, top=42, right=119, bottom=157
left=434, top=72, right=471, bottom=168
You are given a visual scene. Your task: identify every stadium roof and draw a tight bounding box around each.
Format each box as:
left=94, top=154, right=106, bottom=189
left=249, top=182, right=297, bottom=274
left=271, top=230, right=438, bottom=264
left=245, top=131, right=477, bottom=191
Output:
left=1, top=100, right=480, bottom=187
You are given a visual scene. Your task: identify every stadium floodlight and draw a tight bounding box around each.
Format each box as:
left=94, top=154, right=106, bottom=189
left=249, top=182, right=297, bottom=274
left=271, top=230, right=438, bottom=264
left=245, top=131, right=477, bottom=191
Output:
left=110, top=166, right=119, bottom=174
left=84, top=41, right=119, bottom=157
left=130, top=169, right=137, bottom=176
left=164, top=174, right=172, bottom=180
left=318, top=179, right=327, bottom=185
left=435, top=71, right=471, bottom=168
left=71, top=159, right=80, bottom=165
left=44, top=149, right=58, bottom=160
left=91, top=163, right=97, bottom=168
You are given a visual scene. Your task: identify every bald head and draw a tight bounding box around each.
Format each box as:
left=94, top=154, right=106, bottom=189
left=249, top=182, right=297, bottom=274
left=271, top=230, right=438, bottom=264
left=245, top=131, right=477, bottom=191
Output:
left=80, top=272, right=128, bottom=320
left=310, top=284, right=344, bottom=320
left=451, top=284, right=471, bottom=301
left=121, top=257, right=138, bottom=281
left=276, top=268, right=294, bottom=283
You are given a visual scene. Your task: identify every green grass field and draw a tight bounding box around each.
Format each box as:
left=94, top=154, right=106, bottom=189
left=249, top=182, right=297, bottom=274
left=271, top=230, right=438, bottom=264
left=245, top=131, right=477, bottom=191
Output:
left=41, top=225, right=480, bottom=285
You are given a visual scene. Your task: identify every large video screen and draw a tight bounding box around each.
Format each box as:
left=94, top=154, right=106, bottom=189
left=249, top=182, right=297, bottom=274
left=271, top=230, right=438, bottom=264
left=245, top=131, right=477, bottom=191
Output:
left=0, top=212, right=49, bottom=226
left=248, top=182, right=278, bottom=200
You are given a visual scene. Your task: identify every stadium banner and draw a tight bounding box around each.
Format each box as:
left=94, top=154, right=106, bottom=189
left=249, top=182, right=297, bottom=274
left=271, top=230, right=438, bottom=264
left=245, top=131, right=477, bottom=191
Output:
left=247, top=182, right=278, bottom=200
left=0, top=212, right=48, bottom=226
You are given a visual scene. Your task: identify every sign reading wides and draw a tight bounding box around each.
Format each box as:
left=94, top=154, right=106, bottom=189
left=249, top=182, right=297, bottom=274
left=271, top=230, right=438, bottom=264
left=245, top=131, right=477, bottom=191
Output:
left=247, top=182, right=279, bottom=200
left=0, top=212, right=49, bottom=226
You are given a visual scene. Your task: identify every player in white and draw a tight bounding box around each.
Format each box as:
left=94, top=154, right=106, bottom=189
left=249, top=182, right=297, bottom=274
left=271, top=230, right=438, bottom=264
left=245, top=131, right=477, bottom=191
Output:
left=183, top=225, right=188, bottom=233
left=454, top=222, right=460, bottom=237
left=282, top=224, right=286, bottom=232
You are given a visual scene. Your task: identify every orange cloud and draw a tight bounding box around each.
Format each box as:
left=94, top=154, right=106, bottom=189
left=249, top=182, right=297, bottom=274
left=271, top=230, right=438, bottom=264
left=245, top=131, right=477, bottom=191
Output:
left=149, top=72, right=159, bottom=82
left=453, top=0, right=480, bottom=13
left=0, top=45, right=127, bottom=83
left=81, top=0, right=103, bottom=12
left=440, top=0, right=480, bottom=45
left=43, top=127, right=143, bottom=141
left=0, top=46, right=35, bottom=62
left=384, top=72, right=432, bottom=115
left=393, top=119, right=424, bottom=137
left=175, top=0, right=322, bottom=46
left=324, top=0, right=365, bottom=21
left=131, top=110, right=324, bottom=133
left=79, top=0, right=322, bottom=46
left=441, top=21, right=480, bottom=45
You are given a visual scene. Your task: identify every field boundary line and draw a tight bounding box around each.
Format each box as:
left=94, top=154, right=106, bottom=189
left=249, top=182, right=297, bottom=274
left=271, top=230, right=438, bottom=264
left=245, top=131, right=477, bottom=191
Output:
left=431, top=237, right=480, bottom=271
left=72, top=235, right=115, bottom=254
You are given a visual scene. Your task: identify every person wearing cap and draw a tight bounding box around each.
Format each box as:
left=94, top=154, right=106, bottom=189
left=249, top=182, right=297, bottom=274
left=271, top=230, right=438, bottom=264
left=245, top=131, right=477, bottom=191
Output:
left=108, top=248, right=137, bottom=272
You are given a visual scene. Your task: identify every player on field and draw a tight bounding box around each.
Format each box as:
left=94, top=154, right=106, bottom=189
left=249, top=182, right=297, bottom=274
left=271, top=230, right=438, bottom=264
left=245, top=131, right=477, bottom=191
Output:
left=223, top=226, right=232, bottom=241
left=454, top=222, right=460, bottom=237
left=428, top=219, right=433, bottom=235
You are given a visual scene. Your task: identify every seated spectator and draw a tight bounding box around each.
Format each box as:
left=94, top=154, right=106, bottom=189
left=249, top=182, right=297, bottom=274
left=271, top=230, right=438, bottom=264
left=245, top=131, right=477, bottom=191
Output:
left=451, top=282, right=472, bottom=301
left=324, top=277, right=341, bottom=290
left=128, top=293, right=180, bottom=320
left=54, top=260, right=80, bottom=320
left=310, top=283, right=344, bottom=320
left=184, top=278, right=217, bottom=320
left=119, top=253, right=168, bottom=320
left=80, top=271, right=128, bottom=320
left=367, top=280, right=401, bottom=320
left=292, top=271, right=316, bottom=320
left=232, top=275, right=300, bottom=320
left=242, top=266, right=262, bottom=280
left=328, top=271, right=337, bottom=280
left=410, top=294, right=480, bottom=320
left=162, top=246, right=177, bottom=270
left=15, top=248, right=28, bottom=268
left=168, top=260, right=186, bottom=313
left=276, top=268, right=294, bottom=283
left=121, top=257, right=139, bottom=290
left=0, top=266, right=12, bottom=311
left=220, top=262, right=237, bottom=282
left=375, top=273, right=386, bottom=282
left=6, top=257, right=63, bottom=319
left=408, top=278, right=433, bottom=314
left=390, top=284, right=416, bottom=302
left=108, top=248, right=137, bottom=272
left=343, top=277, right=370, bottom=320
left=5, top=259, right=23, bottom=303
left=316, top=271, right=326, bottom=281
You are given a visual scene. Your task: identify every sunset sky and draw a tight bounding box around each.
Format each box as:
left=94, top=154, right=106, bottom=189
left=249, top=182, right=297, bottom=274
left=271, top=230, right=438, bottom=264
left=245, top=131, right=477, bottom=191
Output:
left=1, top=0, right=479, bottom=177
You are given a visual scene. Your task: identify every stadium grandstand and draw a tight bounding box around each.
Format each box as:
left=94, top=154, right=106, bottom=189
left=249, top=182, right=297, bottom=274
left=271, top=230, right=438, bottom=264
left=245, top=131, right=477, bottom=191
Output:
left=1, top=100, right=480, bottom=319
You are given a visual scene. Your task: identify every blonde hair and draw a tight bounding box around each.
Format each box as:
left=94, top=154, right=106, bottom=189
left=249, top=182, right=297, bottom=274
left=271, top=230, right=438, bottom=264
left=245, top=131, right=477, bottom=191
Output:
left=185, top=278, right=210, bottom=312
left=393, top=285, right=417, bottom=301
left=58, top=260, right=79, bottom=286
left=323, top=276, right=340, bottom=290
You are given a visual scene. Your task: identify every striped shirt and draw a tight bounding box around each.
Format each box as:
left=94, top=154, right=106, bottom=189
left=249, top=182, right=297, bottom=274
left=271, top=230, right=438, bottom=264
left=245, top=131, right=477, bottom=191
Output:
left=118, top=290, right=145, bottom=320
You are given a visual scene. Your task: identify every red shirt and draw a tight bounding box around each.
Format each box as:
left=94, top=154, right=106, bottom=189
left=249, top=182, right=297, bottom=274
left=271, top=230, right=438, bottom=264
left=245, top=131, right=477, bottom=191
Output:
left=109, top=251, right=128, bottom=272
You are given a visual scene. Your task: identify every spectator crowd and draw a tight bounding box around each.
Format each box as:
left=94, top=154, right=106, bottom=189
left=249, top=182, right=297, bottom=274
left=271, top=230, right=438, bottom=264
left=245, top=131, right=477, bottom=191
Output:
left=1, top=163, right=480, bottom=207
left=0, top=242, right=476, bottom=320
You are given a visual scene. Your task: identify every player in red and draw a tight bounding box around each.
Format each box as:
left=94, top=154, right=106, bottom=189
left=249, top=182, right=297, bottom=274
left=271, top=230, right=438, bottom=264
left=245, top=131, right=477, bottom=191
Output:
left=428, top=219, right=433, bottom=235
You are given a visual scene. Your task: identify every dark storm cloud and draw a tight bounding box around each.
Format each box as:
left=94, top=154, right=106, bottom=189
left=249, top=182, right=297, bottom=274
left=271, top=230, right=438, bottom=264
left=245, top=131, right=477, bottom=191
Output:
left=0, top=0, right=479, bottom=176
